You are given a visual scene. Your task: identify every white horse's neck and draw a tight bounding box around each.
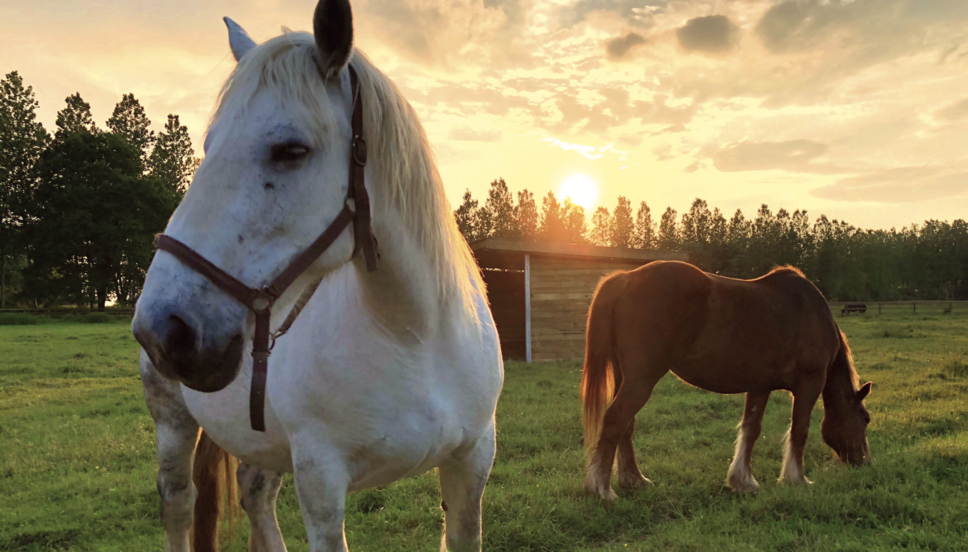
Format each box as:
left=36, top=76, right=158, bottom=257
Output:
left=355, top=211, right=445, bottom=340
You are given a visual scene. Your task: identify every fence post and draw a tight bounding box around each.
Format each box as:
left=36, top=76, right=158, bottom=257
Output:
left=879, top=303, right=881, bottom=315
left=913, top=303, right=916, bottom=314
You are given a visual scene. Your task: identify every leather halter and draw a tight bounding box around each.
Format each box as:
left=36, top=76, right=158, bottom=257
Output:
left=154, top=65, right=378, bottom=432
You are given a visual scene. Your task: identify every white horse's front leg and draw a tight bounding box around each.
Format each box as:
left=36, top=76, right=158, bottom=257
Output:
left=238, top=462, right=288, bottom=551
left=291, top=440, right=351, bottom=552
left=437, top=422, right=496, bottom=552
left=140, top=353, right=200, bottom=552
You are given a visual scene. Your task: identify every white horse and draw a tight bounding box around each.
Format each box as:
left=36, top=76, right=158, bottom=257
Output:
left=131, top=1, right=504, bottom=550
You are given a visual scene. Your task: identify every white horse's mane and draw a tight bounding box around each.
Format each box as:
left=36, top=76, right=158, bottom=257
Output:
left=208, top=31, right=484, bottom=318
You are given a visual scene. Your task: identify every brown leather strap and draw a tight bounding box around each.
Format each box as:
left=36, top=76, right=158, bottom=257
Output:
left=347, top=65, right=379, bottom=272
left=250, top=309, right=271, bottom=431
left=155, top=235, right=268, bottom=309
left=152, top=63, right=378, bottom=432
left=261, top=204, right=355, bottom=295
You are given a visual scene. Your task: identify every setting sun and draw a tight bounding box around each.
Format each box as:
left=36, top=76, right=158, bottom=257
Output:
left=559, top=174, right=597, bottom=210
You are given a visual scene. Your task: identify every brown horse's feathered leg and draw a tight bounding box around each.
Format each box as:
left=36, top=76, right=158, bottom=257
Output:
left=616, top=417, right=652, bottom=490
left=726, top=391, right=770, bottom=493
left=585, top=371, right=664, bottom=500
left=779, top=384, right=823, bottom=485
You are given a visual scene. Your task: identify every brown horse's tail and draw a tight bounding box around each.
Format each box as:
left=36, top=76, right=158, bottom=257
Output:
left=580, top=271, right=630, bottom=456
left=191, top=430, right=240, bottom=552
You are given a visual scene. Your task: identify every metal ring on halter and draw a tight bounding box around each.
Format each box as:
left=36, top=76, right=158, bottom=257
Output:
left=352, top=136, right=367, bottom=166
left=251, top=291, right=275, bottom=313
left=344, top=196, right=357, bottom=216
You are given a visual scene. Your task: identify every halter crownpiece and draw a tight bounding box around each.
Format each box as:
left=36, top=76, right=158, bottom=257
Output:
left=154, top=65, right=378, bottom=432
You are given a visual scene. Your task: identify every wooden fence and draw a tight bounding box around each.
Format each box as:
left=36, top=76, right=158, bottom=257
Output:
left=828, top=301, right=968, bottom=315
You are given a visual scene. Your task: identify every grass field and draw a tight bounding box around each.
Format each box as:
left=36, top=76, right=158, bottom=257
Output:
left=1, top=314, right=967, bottom=551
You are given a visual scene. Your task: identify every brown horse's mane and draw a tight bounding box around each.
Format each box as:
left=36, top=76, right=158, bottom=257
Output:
left=766, top=265, right=806, bottom=278
left=833, top=329, right=860, bottom=390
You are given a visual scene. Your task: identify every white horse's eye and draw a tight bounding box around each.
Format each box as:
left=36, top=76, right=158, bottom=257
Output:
left=270, top=143, right=311, bottom=163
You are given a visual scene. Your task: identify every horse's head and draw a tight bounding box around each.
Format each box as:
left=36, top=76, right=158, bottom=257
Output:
left=133, top=0, right=361, bottom=392
left=821, top=381, right=873, bottom=466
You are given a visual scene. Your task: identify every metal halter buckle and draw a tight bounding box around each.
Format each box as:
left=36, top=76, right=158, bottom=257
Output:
left=352, top=135, right=367, bottom=166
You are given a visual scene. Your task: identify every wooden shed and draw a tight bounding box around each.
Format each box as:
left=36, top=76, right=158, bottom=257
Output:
left=470, top=239, right=689, bottom=362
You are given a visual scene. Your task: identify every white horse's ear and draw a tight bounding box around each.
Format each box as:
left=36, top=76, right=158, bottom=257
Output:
left=313, top=0, right=354, bottom=81
left=224, top=17, right=257, bottom=62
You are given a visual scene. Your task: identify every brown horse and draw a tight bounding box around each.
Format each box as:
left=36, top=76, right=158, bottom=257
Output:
left=580, top=261, right=872, bottom=499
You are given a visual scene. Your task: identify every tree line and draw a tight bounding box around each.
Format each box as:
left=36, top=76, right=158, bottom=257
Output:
left=0, top=71, right=195, bottom=310
left=456, top=179, right=968, bottom=302
left=3, top=68, right=965, bottom=307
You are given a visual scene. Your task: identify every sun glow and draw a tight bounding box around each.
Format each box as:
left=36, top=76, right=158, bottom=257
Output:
left=559, top=174, right=598, bottom=210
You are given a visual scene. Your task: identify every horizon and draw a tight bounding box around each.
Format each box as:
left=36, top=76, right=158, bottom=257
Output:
left=3, top=0, right=967, bottom=231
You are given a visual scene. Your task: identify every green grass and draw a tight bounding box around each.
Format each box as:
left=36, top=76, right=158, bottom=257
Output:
left=0, top=313, right=46, bottom=326
left=1, top=315, right=967, bottom=551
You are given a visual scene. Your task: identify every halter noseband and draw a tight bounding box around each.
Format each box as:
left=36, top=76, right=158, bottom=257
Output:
left=153, top=65, right=378, bottom=432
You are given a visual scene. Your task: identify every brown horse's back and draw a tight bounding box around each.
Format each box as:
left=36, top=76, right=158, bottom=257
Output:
left=612, top=261, right=840, bottom=394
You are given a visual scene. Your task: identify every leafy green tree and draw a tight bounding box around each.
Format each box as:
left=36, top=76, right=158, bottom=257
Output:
left=26, top=132, right=177, bottom=309
left=454, top=189, right=478, bottom=242
left=515, top=189, right=538, bottom=241
left=0, top=71, right=49, bottom=307
left=539, top=191, right=567, bottom=242
left=609, top=196, right=634, bottom=248
left=106, top=93, right=154, bottom=169
left=486, top=177, right=518, bottom=239
left=149, top=114, right=196, bottom=193
left=55, top=93, right=97, bottom=138
left=590, top=206, right=610, bottom=246
left=634, top=201, right=656, bottom=249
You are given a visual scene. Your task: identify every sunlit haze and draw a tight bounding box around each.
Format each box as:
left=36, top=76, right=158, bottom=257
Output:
left=3, top=0, right=967, bottom=230
left=560, top=174, right=598, bottom=210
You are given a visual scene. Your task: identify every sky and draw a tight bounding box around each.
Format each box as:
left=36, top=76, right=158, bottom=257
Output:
left=3, top=0, right=968, bottom=230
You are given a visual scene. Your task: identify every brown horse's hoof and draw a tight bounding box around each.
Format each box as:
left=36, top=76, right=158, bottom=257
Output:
left=583, top=477, right=618, bottom=500
left=618, top=473, right=654, bottom=490
left=777, top=475, right=812, bottom=486
left=726, top=476, right=759, bottom=494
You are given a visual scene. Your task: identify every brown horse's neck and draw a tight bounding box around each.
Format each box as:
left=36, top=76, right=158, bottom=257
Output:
left=821, top=332, right=857, bottom=413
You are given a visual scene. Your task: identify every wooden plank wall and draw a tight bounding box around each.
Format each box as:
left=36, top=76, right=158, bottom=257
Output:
left=481, top=269, right=526, bottom=360
left=530, top=258, right=643, bottom=362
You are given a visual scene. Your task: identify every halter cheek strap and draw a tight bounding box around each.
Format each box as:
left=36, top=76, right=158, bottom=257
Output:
left=154, top=65, right=378, bottom=432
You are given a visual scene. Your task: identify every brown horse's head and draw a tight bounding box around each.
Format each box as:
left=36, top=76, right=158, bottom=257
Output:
left=821, top=381, right=872, bottom=466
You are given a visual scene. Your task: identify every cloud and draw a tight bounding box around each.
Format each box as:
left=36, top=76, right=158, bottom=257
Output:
left=448, top=126, right=502, bottom=141
left=935, top=98, right=968, bottom=122
left=811, top=167, right=968, bottom=203
left=755, top=0, right=829, bottom=52
left=711, top=140, right=844, bottom=173
left=362, top=0, right=511, bottom=65
left=605, top=32, right=646, bottom=60
left=676, top=15, right=739, bottom=53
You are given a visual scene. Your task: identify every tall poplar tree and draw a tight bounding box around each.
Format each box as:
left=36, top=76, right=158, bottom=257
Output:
left=590, top=206, right=610, bottom=246
left=149, top=114, right=196, bottom=194
left=562, top=200, right=588, bottom=244
left=107, top=93, right=154, bottom=169
left=635, top=201, right=656, bottom=249
left=515, top=189, right=538, bottom=241
left=485, top=177, right=518, bottom=238
left=658, top=207, right=680, bottom=250
left=0, top=71, right=50, bottom=307
left=539, top=191, right=566, bottom=242
left=453, top=189, right=478, bottom=242
left=55, top=93, right=97, bottom=138
left=609, top=196, right=634, bottom=248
